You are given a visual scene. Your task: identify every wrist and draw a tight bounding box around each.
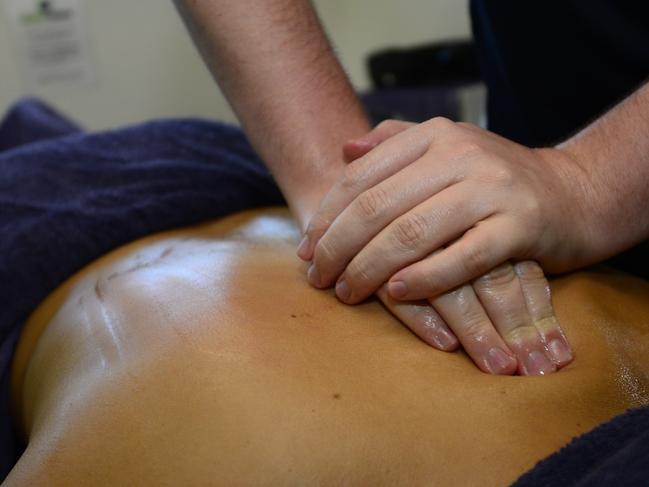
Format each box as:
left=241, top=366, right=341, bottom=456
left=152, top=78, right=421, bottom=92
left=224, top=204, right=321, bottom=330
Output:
left=284, top=162, right=346, bottom=232
left=534, top=146, right=604, bottom=270
left=546, top=137, right=634, bottom=268
left=548, top=83, right=649, bottom=266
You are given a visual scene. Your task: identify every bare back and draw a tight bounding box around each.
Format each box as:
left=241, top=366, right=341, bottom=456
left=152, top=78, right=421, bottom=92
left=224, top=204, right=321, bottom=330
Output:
left=5, top=208, right=649, bottom=486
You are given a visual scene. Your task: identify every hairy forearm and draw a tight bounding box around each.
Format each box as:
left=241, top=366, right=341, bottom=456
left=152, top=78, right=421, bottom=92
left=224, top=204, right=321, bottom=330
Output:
left=558, top=81, right=649, bottom=262
left=173, top=0, right=370, bottom=228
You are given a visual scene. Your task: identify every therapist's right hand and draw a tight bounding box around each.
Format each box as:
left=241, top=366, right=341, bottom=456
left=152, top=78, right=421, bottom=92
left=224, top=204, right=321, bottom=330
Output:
left=303, top=120, right=574, bottom=375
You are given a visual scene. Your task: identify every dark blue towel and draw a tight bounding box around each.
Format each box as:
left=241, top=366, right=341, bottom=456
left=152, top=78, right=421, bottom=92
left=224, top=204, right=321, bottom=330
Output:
left=1, top=99, right=648, bottom=485
left=513, top=406, right=649, bottom=486
left=0, top=99, right=284, bottom=479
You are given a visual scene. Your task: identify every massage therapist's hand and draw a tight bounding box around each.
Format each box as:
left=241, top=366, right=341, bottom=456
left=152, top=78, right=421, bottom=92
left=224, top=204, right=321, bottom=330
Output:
left=298, top=117, right=594, bottom=302
left=375, top=259, right=573, bottom=375
left=303, top=120, right=573, bottom=374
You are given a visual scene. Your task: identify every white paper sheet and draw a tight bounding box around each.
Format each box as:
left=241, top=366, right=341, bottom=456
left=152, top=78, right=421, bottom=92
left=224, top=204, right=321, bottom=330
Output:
left=6, top=0, right=95, bottom=90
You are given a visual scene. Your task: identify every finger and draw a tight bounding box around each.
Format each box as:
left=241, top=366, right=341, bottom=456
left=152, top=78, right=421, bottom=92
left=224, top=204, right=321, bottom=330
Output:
left=514, top=261, right=573, bottom=367
left=311, top=153, right=468, bottom=290
left=301, top=118, right=455, bottom=261
left=343, top=120, right=415, bottom=162
left=326, top=181, right=491, bottom=302
left=388, top=217, right=520, bottom=300
left=473, top=262, right=557, bottom=375
left=375, top=283, right=459, bottom=351
left=430, top=284, right=518, bottom=375
left=304, top=124, right=431, bottom=261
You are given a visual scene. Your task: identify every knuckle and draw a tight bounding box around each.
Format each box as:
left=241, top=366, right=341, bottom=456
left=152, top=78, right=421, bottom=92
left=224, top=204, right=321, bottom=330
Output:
left=341, top=162, right=366, bottom=191
left=460, top=315, right=491, bottom=342
left=355, top=186, right=390, bottom=221
left=427, top=116, right=454, bottom=131
left=346, top=259, right=374, bottom=287
left=515, top=264, right=554, bottom=321
left=392, top=213, right=429, bottom=250
left=504, top=324, right=541, bottom=349
left=490, top=166, right=515, bottom=187
left=499, top=308, right=530, bottom=330
left=457, top=121, right=478, bottom=130
left=461, top=243, right=491, bottom=278
left=453, top=140, right=483, bottom=159
left=534, top=315, right=558, bottom=333
left=475, top=263, right=516, bottom=289
left=521, top=193, right=542, bottom=221
left=313, top=237, right=337, bottom=265
left=515, top=260, right=546, bottom=282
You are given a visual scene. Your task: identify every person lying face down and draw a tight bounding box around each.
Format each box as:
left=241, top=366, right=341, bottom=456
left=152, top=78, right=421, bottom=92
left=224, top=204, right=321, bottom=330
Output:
left=6, top=207, right=649, bottom=486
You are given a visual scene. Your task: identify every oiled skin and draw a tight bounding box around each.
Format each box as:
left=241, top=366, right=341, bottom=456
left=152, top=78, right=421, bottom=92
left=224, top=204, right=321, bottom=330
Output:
left=5, top=207, right=649, bottom=486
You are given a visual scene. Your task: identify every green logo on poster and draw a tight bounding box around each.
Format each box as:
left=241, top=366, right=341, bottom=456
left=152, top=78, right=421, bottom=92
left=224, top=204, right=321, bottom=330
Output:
left=20, top=1, right=72, bottom=24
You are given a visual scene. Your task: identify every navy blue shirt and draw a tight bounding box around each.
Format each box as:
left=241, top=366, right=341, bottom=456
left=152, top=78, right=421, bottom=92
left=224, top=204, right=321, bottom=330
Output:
left=471, top=0, right=649, bottom=147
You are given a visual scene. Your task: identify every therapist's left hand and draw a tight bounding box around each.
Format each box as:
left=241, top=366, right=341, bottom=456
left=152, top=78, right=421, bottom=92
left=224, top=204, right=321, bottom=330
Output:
left=297, top=117, right=595, bottom=303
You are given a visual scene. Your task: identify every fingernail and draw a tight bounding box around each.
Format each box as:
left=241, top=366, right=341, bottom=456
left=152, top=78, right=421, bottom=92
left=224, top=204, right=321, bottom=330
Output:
left=486, top=347, right=516, bottom=374
left=548, top=338, right=573, bottom=366
left=307, top=264, right=321, bottom=287
left=523, top=351, right=556, bottom=376
left=336, top=279, right=351, bottom=302
left=297, top=235, right=310, bottom=259
left=433, top=328, right=458, bottom=351
left=388, top=280, right=408, bottom=299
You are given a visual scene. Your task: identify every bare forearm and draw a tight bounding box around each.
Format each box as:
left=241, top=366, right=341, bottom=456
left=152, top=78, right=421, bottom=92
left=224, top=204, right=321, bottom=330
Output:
left=173, top=0, right=370, bottom=228
left=559, top=81, right=649, bottom=262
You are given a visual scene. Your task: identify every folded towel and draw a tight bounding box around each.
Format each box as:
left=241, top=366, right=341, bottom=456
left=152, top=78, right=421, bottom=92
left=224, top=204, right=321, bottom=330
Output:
left=513, top=406, right=649, bottom=486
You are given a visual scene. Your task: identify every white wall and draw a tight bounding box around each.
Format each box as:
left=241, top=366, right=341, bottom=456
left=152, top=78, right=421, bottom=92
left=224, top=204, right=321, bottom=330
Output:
left=0, top=0, right=471, bottom=130
left=317, top=0, right=471, bottom=88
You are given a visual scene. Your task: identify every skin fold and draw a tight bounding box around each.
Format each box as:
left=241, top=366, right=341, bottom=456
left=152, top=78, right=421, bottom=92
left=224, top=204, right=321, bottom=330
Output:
left=5, top=207, right=649, bottom=486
